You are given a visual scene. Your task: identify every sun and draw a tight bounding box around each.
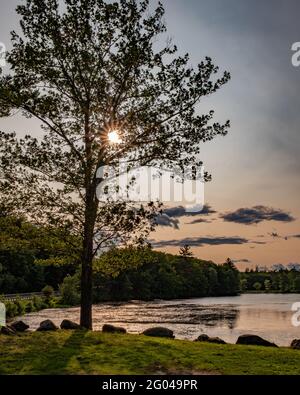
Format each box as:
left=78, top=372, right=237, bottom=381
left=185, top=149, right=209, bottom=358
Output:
left=108, top=130, right=122, bottom=144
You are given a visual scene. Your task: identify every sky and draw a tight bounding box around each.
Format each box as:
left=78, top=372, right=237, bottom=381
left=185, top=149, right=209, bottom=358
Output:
left=0, top=0, right=300, bottom=269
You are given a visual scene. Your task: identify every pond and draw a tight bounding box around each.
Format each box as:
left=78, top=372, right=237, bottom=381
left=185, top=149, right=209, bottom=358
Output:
left=16, top=293, right=300, bottom=346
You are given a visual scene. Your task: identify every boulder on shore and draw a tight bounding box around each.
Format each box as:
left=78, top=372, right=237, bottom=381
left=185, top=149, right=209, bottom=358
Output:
left=142, top=327, right=175, bottom=339
left=0, top=325, right=16, bottom=335
left=36, top=319, right=58, bottom=332
left=290, top=339, right=300, bottom=350
left=60, top=319, right=81, bottom=330
left=195, top=334, right=226, bottom=344
left=236, top=334, right=278, bottom=347
left=102, top=324, right=127, bottom=334
left=11, top=320, right=29, bottom=332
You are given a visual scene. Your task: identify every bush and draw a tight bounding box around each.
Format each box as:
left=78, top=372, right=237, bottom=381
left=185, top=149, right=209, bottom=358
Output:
left=5, top=301, right=18, bottom=318
left=1, top=295, right=53, bottom=320
left=25, top=300, right=36, bottom=313
left=42, top=285, right=54, bottom=300
left=32, top=295, right=44, bottom=311
left=253, top=282, right=262, bottom=291
left=59, top=274, right=80, bottom=306
left=47, top=297, right=57, bottom=308
left=14, top=298, right=26, bottom=315
left=41, top=301, right=49, bottom=309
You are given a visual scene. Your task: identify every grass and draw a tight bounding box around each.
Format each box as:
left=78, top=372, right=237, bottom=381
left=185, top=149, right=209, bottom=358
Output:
left=0, top=330, right=300, bottom=375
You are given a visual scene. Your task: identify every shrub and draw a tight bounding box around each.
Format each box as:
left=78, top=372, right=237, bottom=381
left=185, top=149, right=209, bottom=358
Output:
left=59, top=274, right=80, bottom=306
left=41, top=301, right=49, bottom=309
left=25, top=300, right=36, bottom=313
left=253, top=282, right=262, bottom=291
left=42, top=285, right=54, bottom=300
left=32, top=295, right=43, bottom=311
left=5, top=301, right=18, bottom=318
left=14, top=298, right=26, bottom=315
left=47, top=297, right=57, bottom=308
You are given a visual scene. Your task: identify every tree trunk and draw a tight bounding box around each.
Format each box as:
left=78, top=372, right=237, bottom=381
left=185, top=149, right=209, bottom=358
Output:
left=80, top=108, right=96, bottom=330
left=80, top=229, right=94, bottom=329
left=80, top=195, right=97, bottom=329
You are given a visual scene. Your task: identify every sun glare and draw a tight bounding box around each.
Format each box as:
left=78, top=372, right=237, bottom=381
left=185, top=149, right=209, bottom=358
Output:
left=108, top=130, right=122, bottom=144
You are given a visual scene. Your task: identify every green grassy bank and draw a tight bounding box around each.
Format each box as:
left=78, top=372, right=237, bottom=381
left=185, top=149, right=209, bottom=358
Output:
left=1, top=330, right=300, bottom=375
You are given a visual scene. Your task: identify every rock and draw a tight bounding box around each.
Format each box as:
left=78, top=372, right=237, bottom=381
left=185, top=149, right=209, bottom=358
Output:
left=60, top=319, right=81, bottom=330
left=10, top=320, right=29, bottom=332
left=236, top=334, right=278, bottom=347
left=195, top=334, right=210, bottom=342
left=36, top=319, right=58, bottom=331
left=0, top=325, right=16, bottom=335
left=291, top=339, right=300, bottom=350
left=102, top=324, right=126, bottom=334
left=142, top=327, right=175, bottom=339
left=195, top=334, right=226, bottom=344
left=208, top=337, right=226, bottom=344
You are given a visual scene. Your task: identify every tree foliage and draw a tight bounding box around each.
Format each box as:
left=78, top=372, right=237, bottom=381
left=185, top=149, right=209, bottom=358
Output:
left=0, top=213, right=77, bottom=293
left=0, top=0, right=230, bottom=327
left=241, top=269, right=300, bottom=293
left=92, top=247, right=240, bottom=301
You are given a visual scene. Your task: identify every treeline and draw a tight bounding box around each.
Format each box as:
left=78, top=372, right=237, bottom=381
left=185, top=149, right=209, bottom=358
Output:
left=3, top=212, right=300, bottom=303
left=0, top=249, right=75, bottom=293
left=4, top=214, right=300, bottom=302
left=0, top=214, right=77, bottom=293
left=91, top=247, right=241, bottom=301
left=0, top=214, right=241, bottom=300
left=240, top=269, right=300, bottom=293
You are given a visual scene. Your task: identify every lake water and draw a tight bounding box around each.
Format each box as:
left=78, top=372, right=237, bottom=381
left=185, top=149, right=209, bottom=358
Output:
left=16, top=293, right=300, bottom=346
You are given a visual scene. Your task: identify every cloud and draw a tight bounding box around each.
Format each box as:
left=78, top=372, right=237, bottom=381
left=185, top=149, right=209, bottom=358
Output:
left=155, top=204, right=216, bottom=229
left=198, top=204, right=217, bottom=215
left=163, top=204, right=216, bottom=218
left=151, top=236, right=253, bottom=248
left=221, top=206, right=295, bottom=225
left=155, top=214, right=179, bottom=229
left=272, top=234, right=300, bottom=241
left=188, top=218, right=212, bottom=224
left=232, top=259, right=251, bottom=264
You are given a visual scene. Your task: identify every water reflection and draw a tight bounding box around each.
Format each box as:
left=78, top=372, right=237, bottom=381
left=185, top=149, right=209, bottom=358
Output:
left=15, top=294, right=300, bottom=346
left=91, top=302, right=239, bottom=329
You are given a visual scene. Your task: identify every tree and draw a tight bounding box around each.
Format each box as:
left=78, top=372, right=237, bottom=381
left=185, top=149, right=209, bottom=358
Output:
left=292, top=276, right=300, bottom=292
left=279, top=273, right=290, bottom=293
left=264, top=279, right=271, bottom=292
left=0, top=0, right=230, bottom=328
left=179, top=245, right=193, bottom=260
left=240, top=278, right=248, bottom=292
left=225, top=258, right=236, bottom=270
left=253, top=282, right=262, bottom=291
left=0, top=213, right=76, bottom=293
left=206, top=266, right=219, bottom=295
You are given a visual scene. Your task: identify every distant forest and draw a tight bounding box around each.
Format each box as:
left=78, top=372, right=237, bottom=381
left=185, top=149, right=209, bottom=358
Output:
left=1, top=215, right=300, bottom=300
left=92, top=248, right=240, bottom=301
left=241, top=269, right=300, bottom=293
